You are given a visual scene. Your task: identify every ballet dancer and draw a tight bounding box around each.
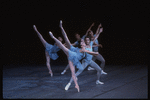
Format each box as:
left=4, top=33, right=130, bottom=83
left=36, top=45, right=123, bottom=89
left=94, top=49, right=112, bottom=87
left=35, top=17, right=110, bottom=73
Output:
left=48, top=22, right=98, bottom=92
left=33, top=25, right=63, bottom=77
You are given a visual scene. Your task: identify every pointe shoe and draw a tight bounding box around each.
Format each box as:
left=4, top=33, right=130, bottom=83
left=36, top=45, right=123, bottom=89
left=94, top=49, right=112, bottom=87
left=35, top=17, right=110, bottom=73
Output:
left=61, top=70, right=66, bottom=75
left=65, top=83, right=71, bottom=91
left=49, top=31, right=54, bottom=38
left=75, top=85, right=80, bottom=92
left=49, top=71, right=53, bottom=77
left=101, top=70, right=107, bottom=75
left=96, top=80, right=104, bottom=85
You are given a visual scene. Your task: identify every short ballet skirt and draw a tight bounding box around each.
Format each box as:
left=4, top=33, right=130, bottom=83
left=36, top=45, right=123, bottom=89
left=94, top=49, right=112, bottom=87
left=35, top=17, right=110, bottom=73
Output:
left=45, top=42, right=60, bottom=60
left=68, top=50, right=82, bottom=70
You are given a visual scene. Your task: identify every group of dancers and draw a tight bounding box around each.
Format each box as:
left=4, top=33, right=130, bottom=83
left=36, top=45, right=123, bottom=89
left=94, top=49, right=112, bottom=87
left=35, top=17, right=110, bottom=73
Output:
left=33, top=20, right=107, bottom=92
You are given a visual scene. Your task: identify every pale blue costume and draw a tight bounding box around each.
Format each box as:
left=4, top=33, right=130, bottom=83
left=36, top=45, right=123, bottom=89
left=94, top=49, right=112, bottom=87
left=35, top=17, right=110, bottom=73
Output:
left=45, top=42, right=60, bottom=60
left=68, top=45, right=85, bottom=70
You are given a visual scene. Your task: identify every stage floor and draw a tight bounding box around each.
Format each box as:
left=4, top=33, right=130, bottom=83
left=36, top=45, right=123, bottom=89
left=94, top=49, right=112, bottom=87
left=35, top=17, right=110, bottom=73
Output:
left=3, top=64, right=148, bottom=99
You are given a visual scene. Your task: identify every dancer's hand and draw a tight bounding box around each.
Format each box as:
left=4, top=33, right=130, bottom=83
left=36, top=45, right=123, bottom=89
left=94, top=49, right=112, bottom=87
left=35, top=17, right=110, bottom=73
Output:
left=63, top=43, right=67, bottom=47
left=99, top=27, right=103, bottom=33
left=80, top=48, right=86, bottom=53
left=59, top=20, right=63, bottom=28
left=99, top=23, right=102, bottom=28
left=95, top=52, right=99, bottom=55
left=91, top=22, right=95, bottom=27
left=99, top=44, right=103, bottom=48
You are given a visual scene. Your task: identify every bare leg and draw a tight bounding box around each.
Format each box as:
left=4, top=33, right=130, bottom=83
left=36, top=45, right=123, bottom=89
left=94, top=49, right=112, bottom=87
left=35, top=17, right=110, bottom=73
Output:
left=33, top=25, right=47, bottom=48
left=49, top=31, right=69, bottom=56
left=59, top=20, right=72, bottom=49
left=45, top=51, right=53, bottom=77
left=68, top=60, right=80, bottom=92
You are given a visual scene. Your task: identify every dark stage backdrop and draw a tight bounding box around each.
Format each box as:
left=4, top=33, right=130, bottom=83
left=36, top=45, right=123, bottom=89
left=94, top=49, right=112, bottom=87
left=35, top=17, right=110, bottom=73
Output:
left=2, top=1, right=149, bottom=67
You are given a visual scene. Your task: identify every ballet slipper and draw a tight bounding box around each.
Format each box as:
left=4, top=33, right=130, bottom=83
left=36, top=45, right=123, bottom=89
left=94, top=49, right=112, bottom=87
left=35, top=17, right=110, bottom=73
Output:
left=49, top=70, right=53, bottom=77
left=75, top=85, right=80, bottom=92
left=49, top=31, right=54, bottom=39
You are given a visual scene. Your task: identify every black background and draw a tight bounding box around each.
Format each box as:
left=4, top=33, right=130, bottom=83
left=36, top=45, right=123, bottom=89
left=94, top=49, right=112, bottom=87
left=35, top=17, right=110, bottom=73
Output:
left=2, top=0, right=149, bottom=67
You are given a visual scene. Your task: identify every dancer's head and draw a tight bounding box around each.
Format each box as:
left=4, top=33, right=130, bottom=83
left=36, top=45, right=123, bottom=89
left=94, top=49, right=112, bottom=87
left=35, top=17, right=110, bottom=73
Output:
left=80, top=39, right=86, bottom=48
left=58, top=37, right=63, bottom=42
left=87, top=30, right=94, bottom=41
left=75, top=33, right=81, bottom=41
left=84, top=36, right=91, bottom=45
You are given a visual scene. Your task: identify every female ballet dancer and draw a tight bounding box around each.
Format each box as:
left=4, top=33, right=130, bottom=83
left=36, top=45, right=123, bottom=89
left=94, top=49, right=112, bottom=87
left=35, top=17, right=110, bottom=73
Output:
left=48, top=23, right=98, bottom=92
left=59, top=20, right=104, bottom=91
left=33, top=25, right=63, bottom=77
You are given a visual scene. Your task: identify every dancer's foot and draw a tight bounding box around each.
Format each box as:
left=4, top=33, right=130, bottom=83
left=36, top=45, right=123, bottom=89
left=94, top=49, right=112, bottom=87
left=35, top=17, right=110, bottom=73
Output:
left=59, top=20, right=62, bottom=28
left=75, top=85, right=80, bottom=92
left=65, top=83, right=71, bottom=91
left=49, top=70, right=53, bottom=77
left=33, top=25, right=38, bottom=32
left=61, top=70, right=66, bottom=75
left=96, top=80, right=104, bottom=85
left=88, top=66, right=95, bottom=71
left=101, top=70, right=107, bottom=75
left=49, top=31, right=54, bottom=39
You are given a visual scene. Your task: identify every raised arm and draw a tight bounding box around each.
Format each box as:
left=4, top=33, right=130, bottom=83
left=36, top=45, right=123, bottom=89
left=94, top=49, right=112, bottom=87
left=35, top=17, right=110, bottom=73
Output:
left=85, top=23, right=94, bottom=36
left=94, top=23, right=102, bottom=36
left=93, top=27, right=103, bottom=43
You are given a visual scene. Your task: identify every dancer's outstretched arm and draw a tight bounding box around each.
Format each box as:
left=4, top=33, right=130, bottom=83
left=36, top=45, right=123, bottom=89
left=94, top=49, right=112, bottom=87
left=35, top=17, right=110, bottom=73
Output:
left=59, top=20, right=72, bottom=49
left=93, top=27, right=103, bottom=43
left=94, top=23, right=102, bottom=36
left=85, top=22, right=94, bottom=36
left=92, top=44, right=103, bottom=48
left=80, top=48, right=99, bottom=56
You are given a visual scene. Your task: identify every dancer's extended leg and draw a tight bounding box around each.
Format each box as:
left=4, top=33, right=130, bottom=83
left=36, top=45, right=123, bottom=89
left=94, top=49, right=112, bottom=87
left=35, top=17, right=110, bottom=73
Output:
left=49, top=31, right=69, bottom=56
left=33, top=25, right=47, bottom=48
left=59, top=20, right=72, bottom=49
left=49, top=31, right=80, bottom=92
left=45, top=51, right=53, bottom=77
